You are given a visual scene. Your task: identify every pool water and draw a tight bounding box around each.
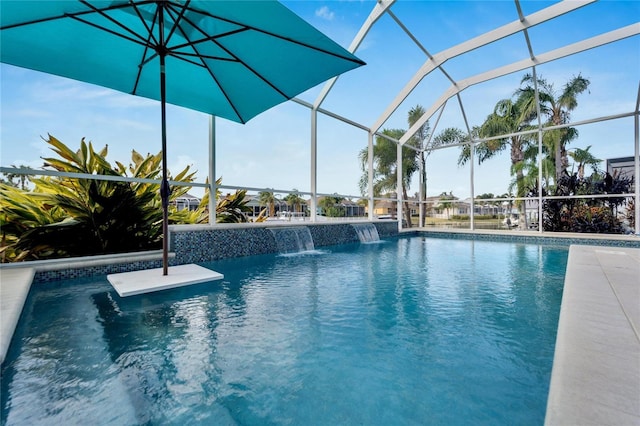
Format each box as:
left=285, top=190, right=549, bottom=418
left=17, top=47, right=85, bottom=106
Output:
left=1, top=237, right=568, bottom=425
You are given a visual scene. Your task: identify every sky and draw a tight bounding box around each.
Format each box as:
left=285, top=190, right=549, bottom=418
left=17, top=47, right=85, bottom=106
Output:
left=1, top=0, right=639, bottom=200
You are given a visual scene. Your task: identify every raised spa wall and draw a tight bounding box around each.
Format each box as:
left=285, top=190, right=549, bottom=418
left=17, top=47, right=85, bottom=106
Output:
left=31, top=221, right=399, bottom=283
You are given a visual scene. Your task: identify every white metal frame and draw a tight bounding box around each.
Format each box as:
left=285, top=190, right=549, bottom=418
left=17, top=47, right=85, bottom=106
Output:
left=2, top=0, right=639, bottom=235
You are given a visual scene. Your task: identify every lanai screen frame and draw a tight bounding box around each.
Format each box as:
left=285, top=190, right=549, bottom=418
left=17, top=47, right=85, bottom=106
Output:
left=206, top=0, right=639, bottom=234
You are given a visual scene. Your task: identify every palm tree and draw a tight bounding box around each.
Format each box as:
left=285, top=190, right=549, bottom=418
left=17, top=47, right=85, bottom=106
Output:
left=447, top=89, right=538, bottom=227
left=358, top=128, right=419, bottom=227
left=283, top=189, right=305, bottom=214
left=318, top=194, right=344, bottom=217
left=438, top=191, right=455, bottom=220
left=2, top=165, right=33, bottom=190
left=568, top=145, right=601, bottom=179
left=519, top=73, right=590, bottom=182
left=407, top=105, right=431, bottom=227
left=474, top=98, right=535, bottom=196
left=258, top=190, right=277, bottom=217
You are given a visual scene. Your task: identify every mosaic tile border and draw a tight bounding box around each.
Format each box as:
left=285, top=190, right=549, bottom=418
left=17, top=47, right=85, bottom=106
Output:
left=414, top=230, right=640, bottom=248
left=30, top=222, right=399, bottom=283
left=27, top=224, right=639, bottom=283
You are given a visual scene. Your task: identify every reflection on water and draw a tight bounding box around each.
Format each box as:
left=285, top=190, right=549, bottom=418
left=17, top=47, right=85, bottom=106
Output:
left=1, top=237, right=568, bottom=425
left=427, top=222, right=517, bottom=230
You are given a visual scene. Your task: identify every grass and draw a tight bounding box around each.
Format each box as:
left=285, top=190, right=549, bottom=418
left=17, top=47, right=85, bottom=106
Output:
left=413, top=216, right=507, bottom=229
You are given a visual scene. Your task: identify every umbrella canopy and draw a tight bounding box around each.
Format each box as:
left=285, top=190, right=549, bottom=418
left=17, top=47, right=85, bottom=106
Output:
left=1, top=0, right=365, bottom=274
left=0, top=0, right=364, bottom=123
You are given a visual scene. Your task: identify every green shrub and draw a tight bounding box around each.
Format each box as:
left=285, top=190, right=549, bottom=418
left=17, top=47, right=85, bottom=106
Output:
left=0, top=135, right=258, bottom=262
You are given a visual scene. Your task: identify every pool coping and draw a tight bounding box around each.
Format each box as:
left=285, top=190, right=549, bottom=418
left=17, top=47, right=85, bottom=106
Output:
left=544, top=245, right=640, bottom=425
left=0, top=267, right=34, bottom=365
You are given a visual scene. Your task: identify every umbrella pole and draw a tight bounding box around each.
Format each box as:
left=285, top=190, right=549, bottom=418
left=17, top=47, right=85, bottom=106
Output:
left=160, top=56, right=169, bottom=276
left=159, top=7, right=169, bottom=276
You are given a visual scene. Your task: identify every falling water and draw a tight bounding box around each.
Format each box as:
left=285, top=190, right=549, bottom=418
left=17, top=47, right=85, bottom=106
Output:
left=269, top=227, right=315, bottom=253
left=352, top=223, right=380, bottom=243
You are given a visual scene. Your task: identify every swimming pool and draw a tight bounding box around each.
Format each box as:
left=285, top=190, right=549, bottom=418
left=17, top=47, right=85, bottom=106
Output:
left=1, top=236, right=568, bottom=425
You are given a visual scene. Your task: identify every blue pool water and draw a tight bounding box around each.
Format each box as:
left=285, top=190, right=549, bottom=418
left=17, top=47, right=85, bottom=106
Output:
left=1, top=237, right=568, bottom=425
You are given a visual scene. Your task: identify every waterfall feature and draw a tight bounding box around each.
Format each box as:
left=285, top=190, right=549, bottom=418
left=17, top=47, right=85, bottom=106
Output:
left=269, top=227, right=315, bottom=254
left=352, top=223, right=380, bottom=243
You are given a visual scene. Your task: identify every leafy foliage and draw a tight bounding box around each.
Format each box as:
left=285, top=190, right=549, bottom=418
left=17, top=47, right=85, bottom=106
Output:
left=538, top=171, right=633, bottom=233
left=625, top=199, right=636, bottom=230
left=258, top=190, right=277, bottom=217
left=0, top=136, right=260, bottom=262
left=283, top=189, right=305, bottom=214
left=358, top=126, right=421, bottom=227
left=0, top=165, right=33, bottom=190
left=318, top=194, right=345, bottom=217
left=216, top=190, right=257, bottom=223
left=170, top=177, right=263, bottom=225
left=519, top=73, right=590, bottom=182
left=0, top=135, right=194, bottom=261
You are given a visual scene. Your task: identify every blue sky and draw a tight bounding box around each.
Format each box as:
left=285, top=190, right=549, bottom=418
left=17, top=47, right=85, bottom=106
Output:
left=1, top=1, right=639, bottom=200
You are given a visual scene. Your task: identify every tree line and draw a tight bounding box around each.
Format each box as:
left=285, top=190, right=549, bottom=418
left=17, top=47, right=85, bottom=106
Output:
left=359, top=73, right=634, bottom=232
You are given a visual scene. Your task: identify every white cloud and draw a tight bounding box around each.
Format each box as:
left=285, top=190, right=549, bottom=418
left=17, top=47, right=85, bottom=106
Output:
left=315, top=6, right=335, bottom=21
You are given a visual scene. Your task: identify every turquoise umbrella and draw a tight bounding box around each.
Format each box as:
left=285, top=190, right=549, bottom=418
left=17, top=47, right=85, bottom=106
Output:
left=1, top=0, right=364, bottom=274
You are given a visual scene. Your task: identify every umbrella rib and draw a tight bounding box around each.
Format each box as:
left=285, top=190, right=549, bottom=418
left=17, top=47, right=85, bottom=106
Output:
left=158, top=3, right=245, bottom=123
left=163, top=1, right=225, bottom=63
left=169, top=28, right=251, bottom=51
left=69, top=0, right=158, bottom=45
left=0, top=0, right=151, bottom=30
left=0, top=13, right=73, bottom=30
left=177, top=3, right=365, bottom=66
left=185, top=18, right=292, bottom=101
left=171, top=52, right=237, bottom=63
left=131, top=4, right=162, bottom=95
left=128, top=1, right=161, bottom=48
left=163, top=0, right=191, bottom=47
left=163, top=4, right=247, bottom=122
left=68, top=14, right=149, bottom=48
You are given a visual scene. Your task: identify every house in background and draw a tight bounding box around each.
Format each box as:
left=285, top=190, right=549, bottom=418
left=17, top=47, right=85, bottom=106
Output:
left=242, top=194, right=293, bottom=218
left=172, top=193, right=201, bottom=211
left=368, top=193, right=419, bottom=218
left=370, top=198, right=397, bottom=218
left=315, top=196, right=365, bottom=217
left=432, top=195, right=468, bottom=219
left=607, top=156, right=636, bottom=190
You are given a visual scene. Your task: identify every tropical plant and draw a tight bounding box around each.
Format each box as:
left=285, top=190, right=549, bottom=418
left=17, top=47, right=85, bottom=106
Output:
left=318, top=194, right=345, bottom=217
left=568, top=145, right=601, bottom=179
left=258, top=190, right=277, bottom=217
left=161, top=177, right=266, bottom=225
left=454, top=92, right=538, bottom=227
left=625, top=198, right=635, bottom=231
left=475, top=193, right=500, bottom=215
left=519, top=73, right=590, bottom=182
left=283, top=189, right=305, bottom=214
left=539, top=171, right=632, bottom=233
left=0, top=135, right=196, bottom=261
left=215, top=190, right=255, bottom=223
left=1, top=164, right=33, bottom=190
left=0, top=136, right=264, bottom=262
left=437, top=192, right=455, bottom=220
left=358, top=128, right=419, bottom=227
left=407, top=105, right=431, bottom=226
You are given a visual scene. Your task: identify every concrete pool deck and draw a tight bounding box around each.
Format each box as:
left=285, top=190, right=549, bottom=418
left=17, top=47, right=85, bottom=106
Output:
left=1, top=237, right=639, bottom=424
left=0, top=267, right=34, bottom=364
left=545, top=244, right=640, bottom=425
